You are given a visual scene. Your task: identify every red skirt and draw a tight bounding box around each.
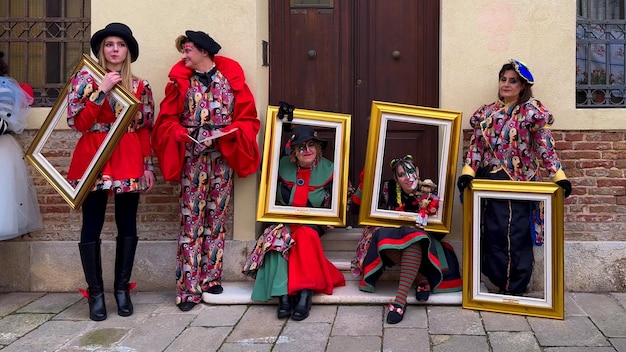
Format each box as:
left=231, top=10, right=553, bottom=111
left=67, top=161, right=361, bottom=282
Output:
left=287, top=224, right=345, bottom=295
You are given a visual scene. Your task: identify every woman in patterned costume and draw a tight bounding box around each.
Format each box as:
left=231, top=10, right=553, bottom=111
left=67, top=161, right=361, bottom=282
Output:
left=457, top=59, right=571, bottom=295
left=243, top=125, right=345, bottom=321
left=351, top=156, right=462, bottom=324
left=67, top=23, right=155, bottom=321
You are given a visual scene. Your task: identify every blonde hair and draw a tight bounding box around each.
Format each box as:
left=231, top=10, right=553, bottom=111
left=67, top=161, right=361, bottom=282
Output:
left=97, top=38, right=135, bottom=91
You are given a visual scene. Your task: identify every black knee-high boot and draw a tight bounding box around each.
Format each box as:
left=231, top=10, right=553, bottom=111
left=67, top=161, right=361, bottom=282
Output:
left=79, top=241, right=107, bottom=321
left=291, top=289, right=313, bottom=321
left=114, top=236, right=138, bottom=317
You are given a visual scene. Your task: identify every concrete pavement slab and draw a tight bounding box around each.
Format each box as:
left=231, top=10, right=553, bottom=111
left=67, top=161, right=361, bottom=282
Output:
left=332, top=306, right=382, bottom=336
left=610, top=337, right=626, bottom=352
left=543, top=348, right=617, bottom=352
left=428, top=306, right=485, bottom=335
left=274, top=321, right=332, bottom=352
left=482, top=311, right=532, bottom=332
left=572, top=292, right=626, bottom=337
left=528, top=315, right=611, bottom=347
left=488, top=331, right=542, bottom=352
left=0, top=320, right=89, bottom=352
left=192, top=305, right=247, bottom=327
left=0, top=292, right=45, bottom=317
left=326, top=336, right=381, bottom=352
left=117, top=313, right=196, bottom=351
left=226, top=305, right=285, bottom=344
left=431, top=335, right=490, bottom=352
left=383, top=327, right=430, bottom=351
left=17, top=292, right=81, bottom=314
left=0, top=313, right=54, bottom=345
left=60, top=327, right=127, bottom=351
left=383, top=305, right=428, bottom=329
left=164, top=326, right=232, bottom=352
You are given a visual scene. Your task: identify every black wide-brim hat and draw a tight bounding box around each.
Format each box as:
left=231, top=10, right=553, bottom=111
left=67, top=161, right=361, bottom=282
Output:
left=185, top=30, right=221, bottom=55
left=289, top=125, right=327, bottom=150
left=90, top=22, right=139, bottom=62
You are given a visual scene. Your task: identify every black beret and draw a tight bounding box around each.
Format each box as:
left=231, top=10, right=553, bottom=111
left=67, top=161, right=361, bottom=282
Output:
left=185, top=30, right=221, bottom=55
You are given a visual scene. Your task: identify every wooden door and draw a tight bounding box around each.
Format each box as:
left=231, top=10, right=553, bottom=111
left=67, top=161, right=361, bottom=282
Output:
left=269, top=0, right=440, bottom=225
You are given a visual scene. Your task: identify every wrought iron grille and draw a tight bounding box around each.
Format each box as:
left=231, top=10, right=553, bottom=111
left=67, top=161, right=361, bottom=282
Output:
left=0, top=1, right=90, bottom=107
left=576, top=0, right=626, bottom=108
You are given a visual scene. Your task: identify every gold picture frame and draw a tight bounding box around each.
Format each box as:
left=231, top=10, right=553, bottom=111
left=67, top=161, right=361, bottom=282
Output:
left=256, top=105, right=351, bottom=226
left=462, top=179, right=565, bottom=320
left=358, top=101, right=462, bottom=234
left=25, top=54, right=141, bottom=209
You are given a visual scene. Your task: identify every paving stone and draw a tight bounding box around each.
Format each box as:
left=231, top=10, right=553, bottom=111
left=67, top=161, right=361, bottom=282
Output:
left=326, top=336, right=382, bottom=352
left=274, top=322, right=332, bottom=352
left=17, top=292, right=81, bottom=314
left=0, top=292, right=45, bottom=317
left=481, top=311, right=532, bottom=332
left=0, top=313, right=53, bottom=344
left=0, top=320, right=88, bottom=352
left=332, top=306, right=382, bottom=336
left=165, top=326, right=232, bottom=352
left=488, top=331, right=541, bottom=352
left=611, top=293, right=626, bottom=310
left=192, top=305, right=247, bottom=327
left=543, top=348, right=617, bottom=352
left=428, top=306, right=485, bottom=335
left=301, top=304, right=338, bottom=323
left=117, top=313, right=195, bottom=351
left=431, top=335, right=490, bottom=352
left=572, top=292, right=626, bottom=337
left=528, top=316, right=610, bottom=347
left=219, top=342, right=273, bottom=352
left=611, top=337, right=626, bottom=352
left=131, top=290, right=173, bottom=304
left=564, top=292, right=587, bottom=317
left=61, top=327, right=127, bottom=350
left=226, top=305, right=285, bottom=343
left=383, top=327, right=429, bottom=351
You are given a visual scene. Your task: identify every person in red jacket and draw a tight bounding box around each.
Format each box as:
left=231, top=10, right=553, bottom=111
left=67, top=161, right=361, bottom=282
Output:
left=151, top=30, right=260, bottom=312
left=66, top=23, right=155, bottom=321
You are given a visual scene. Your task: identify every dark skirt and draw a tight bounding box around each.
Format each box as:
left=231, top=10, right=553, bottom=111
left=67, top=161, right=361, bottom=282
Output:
left=358, top=226, right=462, bottom=293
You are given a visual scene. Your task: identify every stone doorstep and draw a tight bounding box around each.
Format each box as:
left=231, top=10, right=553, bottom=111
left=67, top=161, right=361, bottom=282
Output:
left=201, top=280, right=462, bottom=305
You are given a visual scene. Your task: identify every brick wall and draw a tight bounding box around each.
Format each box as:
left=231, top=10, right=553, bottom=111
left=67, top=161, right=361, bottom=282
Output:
left=462, top=130, right=626, bottom=242
left=14, top=130, right=233, bottom=242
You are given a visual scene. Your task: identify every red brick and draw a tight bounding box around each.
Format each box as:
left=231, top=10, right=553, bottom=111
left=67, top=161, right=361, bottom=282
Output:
left=576, top=160, right=614, bottom=168
left=560, top=150, right=602, bottom=159
left=598, top=179, right=626, bottom=187
left=563, top=132, right=585, bottom=141
left=573, top=142, right=613, bottom=150
left=576, top=215, right=614, bottom=222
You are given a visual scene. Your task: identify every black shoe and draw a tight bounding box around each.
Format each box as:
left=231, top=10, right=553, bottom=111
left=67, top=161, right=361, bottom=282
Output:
left=177, top=302, right=197, bottom=312
left=291, top=290, right=313, bottom=321
left=386, top=302, right=405, bottom=324
left=206, top=285, right=224, bottom=294
left=277, top=295, right=292, bottom=319
left=415, top=283, right=430, bottom=302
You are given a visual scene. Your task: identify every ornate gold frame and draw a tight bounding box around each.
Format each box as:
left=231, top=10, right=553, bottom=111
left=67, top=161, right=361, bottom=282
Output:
left=358, top=101, right=462, bottom=234
left=256, top=106, right=351, bottom=226
left=25, top=54, right=141, bottom=209
left=462, top=179, right=565, bottom=320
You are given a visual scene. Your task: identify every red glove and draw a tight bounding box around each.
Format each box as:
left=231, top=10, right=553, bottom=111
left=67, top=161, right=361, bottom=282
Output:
left=173, top=127, right=192, bottom=143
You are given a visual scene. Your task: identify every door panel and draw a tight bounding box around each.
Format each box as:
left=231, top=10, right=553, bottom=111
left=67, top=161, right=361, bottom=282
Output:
left=269, top=0, right=440, bottom=226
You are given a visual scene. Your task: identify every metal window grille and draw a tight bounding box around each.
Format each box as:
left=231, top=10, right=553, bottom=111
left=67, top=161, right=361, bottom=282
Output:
left=0, top=0, right=90, bottom=107
left=576, top=0, right=626, bottom=107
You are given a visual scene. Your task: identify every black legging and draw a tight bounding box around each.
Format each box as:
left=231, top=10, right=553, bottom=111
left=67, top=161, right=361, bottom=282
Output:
left=80, top=190, right=140, bottom=243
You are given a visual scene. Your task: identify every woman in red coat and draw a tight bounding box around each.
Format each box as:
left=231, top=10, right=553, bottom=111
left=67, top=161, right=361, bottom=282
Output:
left=66, top=23, right=155, bottom=321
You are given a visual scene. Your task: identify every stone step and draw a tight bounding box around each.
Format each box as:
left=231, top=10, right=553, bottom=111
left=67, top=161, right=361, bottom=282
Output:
left=202, top=280, right=462, bottom=305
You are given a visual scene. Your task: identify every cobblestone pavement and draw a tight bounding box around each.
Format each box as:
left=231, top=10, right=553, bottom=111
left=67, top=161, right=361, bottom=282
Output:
left=1, top=291, right=626, bottom=351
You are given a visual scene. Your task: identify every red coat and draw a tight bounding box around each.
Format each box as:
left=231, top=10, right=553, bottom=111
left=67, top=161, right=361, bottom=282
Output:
left=152, top=56, right=260, bottom=181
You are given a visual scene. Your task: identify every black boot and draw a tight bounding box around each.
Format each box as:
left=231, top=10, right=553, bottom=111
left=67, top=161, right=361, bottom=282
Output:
left=79, top=241, right=107, bottom=321
left=277, top=295, right=293, bottom=319
left=114, top=236, right=138, bottom=317
left=291, top=289, right=313, bottom=321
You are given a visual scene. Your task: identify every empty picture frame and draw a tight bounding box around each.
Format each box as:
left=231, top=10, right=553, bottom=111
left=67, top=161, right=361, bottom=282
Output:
left=358, top=101, right=462, bottom=234
left=256, top=105, right=351, bottom=226
left=462, top=179, right=565, bottom=320
left=25, top=54, right=141, bottom=209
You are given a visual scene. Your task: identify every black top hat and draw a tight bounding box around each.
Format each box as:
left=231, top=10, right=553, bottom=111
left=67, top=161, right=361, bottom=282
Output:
left=185, top=30, right=221, bottom=55
left=289, top=125, right=327, bottom=150
left=90, top=22, right=139, bottom=62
